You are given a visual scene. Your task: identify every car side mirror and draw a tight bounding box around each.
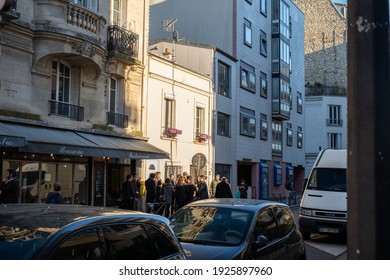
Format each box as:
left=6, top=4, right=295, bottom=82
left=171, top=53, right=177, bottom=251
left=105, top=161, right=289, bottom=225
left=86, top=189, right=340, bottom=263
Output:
left=253, top=235, right=268, bottom=248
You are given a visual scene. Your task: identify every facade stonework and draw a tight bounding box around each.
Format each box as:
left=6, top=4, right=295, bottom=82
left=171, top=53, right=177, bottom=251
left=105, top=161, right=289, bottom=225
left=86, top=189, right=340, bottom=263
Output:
left=293, top=0, right=347, bottom=88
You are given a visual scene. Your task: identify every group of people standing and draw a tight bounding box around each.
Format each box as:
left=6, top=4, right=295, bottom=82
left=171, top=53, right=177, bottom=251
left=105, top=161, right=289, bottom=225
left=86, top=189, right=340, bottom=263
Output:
left=121, top=171, right=250, bottom=218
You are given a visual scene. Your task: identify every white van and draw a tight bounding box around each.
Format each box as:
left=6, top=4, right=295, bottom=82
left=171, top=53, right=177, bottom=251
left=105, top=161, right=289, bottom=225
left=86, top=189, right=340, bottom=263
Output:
left=298, top=149, right=347, bottom=240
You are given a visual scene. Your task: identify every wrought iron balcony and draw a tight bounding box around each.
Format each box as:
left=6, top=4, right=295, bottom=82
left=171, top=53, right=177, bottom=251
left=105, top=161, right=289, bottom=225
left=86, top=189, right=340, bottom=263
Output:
left=107, top=111, right=128, bottom=128
left=107, top=25, right=139, bottom=59
left=48, top=100, right=84, bottom=121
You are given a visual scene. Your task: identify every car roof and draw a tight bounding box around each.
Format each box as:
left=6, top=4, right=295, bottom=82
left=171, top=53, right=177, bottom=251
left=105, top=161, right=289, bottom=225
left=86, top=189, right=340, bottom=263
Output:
left=0, top=204, right=170, bottom=232
left=184, top=198, right=288, bottom=212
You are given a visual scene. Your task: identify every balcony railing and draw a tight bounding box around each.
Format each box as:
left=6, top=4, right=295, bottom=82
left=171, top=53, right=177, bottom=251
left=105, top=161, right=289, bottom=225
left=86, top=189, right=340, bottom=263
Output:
left=107, top=25, right=139, bottom=58
left=107, top=111, right=128, bottom=128
left=48, top=100, right=84, bottom=121
left=66, top=3, right=100, bottom=34
left=327, top=118, right=343, bottom=126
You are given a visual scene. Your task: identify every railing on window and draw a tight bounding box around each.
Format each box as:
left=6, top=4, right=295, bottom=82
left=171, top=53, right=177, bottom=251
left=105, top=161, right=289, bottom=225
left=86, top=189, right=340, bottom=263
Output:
left=107, top=111, right=128, bottom=128
left=48, top=100, right=84, bottom=121
left=107, top=25, right=139, bottom=58
left=326, top=119, right=343, bottom=126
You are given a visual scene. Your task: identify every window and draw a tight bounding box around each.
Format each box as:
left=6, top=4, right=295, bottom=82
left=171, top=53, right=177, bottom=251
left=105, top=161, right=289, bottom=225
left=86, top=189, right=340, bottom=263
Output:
left=165, top=165, right=182, bottom=180
left=260, top=72, right=268, bottom=98
left=145, top=225, right=180, bottom=259
left=297, top=92, right=303, bottom=114
left=112, top=0, right=121, bottom=25
left=297, top=126, right=303, bottom=148
left=260, top=114, right=268, bottom=141
left=50, top=61, right=84, bottom=120
left=240, top=107, right=256, bottom=138
left=106, top=224, right=157, bottom=259
left=280, top=0, right=290, bottom=39
left=51, top=61, right=70, bottom=104
left=260, top=0, right=267, bottom=16
left=328, top=105, right=342, bottom=126
left=244, top=19, right=252, bottom=47
left=218, top=61, right=231, bottom=97
left=274, top=207, right=294, bottom=236
left=240, top=63, right=256, bottom=93
left=329, top=133, right=341, bottom=149
left=195, top=106, right=205, bottom=136
left=254, top=208, right=278, bottom=241
left=286, top=123, right=293, bottom=146
left=73, top=0, right=98, bottom=12
left=217, top=112, right=230, bottom=137
left=164, top=97, right=176, bottom=130
left=50, top=228, right=104, bottom=260
left=260, top=30, right=268, bottom=57
left=272, top=120, right=282, bottom=156
left=109, top=78, right=117, bottom=113
left=215, top=164, right=231, bottom=181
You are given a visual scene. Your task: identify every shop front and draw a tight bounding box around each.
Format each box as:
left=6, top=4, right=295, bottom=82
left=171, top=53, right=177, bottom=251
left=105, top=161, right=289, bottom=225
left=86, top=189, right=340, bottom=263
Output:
left=0, top=121, right=169, bottom=206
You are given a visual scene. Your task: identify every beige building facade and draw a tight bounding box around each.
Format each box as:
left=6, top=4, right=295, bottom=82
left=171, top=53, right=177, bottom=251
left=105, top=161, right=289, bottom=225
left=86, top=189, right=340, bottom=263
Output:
left=0, top=0, right=168, bottom=206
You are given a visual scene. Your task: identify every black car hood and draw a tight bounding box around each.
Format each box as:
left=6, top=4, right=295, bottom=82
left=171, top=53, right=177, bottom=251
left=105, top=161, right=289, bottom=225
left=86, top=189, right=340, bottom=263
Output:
left=181, top=242, right=241, bottom=260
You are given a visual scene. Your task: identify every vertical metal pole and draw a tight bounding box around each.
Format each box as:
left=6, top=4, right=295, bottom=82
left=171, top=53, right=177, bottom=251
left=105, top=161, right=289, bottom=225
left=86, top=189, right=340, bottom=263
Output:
left=348, top=0, right=390, bottom=259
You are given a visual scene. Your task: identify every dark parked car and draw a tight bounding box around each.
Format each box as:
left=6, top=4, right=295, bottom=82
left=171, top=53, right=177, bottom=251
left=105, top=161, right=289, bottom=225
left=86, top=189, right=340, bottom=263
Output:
left=169, top=198, right=306, bottom=260
left=0, top=204, right=186, bottom=260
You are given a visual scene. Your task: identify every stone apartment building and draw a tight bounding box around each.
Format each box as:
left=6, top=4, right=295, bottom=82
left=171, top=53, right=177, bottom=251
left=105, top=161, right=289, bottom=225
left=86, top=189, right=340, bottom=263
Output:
left=293, top=0, right=348, bottom=176
left=149, top=0, right=306, bottom=200
left=0, top=0, right=168, bottom=206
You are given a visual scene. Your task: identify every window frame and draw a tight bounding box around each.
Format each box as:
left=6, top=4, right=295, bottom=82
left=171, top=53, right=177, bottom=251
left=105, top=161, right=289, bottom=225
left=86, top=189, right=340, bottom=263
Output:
left=260, top=0, right=267, bottom=16
left=297, top=92, right=303, bottom=114
left=286, top=123, right=293, bottom=147
left=218, top=61, right=231, bottom=98
left=260, top=113, right=268, bottom=141
left=51, top=61, right=71, bottom=104
left=272, top=120, right=282, bottom=156
left=240, top=107, right=256, bottom=138
left=244, top=18, right=252, bottom=47
left=163, top=97, right=176, bottom=131
left=260, top=72, right=268, bottom=98
left=297, top=126, right=303, bottom=149
left=217, top=112, right=231, bottom=137
left=260, top=30, right=268, bottom=57
left=240, top=64, right=256, bottom=93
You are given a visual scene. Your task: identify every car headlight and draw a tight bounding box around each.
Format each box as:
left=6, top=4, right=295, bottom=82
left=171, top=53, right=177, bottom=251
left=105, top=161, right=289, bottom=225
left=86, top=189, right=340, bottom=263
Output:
left=299, top=208, right=312, bottom=216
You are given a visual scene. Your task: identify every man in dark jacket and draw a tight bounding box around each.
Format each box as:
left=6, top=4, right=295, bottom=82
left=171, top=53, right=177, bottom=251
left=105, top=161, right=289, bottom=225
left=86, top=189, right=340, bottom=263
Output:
left=215, top=177, right=233, bottom=198
left=122, top=175, right=137, bottom=210
left=45, top=182, right=64, bottom=204
left=0, top=168, right=20, bottom=203
left=145, top=173, right=156, bottom=212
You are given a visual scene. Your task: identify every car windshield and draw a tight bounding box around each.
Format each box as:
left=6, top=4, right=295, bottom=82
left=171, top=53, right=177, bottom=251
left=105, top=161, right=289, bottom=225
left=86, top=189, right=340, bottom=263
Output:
left=169, top=206, right=253, bottom=246
left=307, top=168, right=347, bottom=192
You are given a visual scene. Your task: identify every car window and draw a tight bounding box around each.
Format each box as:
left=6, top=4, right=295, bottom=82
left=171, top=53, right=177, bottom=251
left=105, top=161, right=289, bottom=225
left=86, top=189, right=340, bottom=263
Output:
left=274, top=207, right=295, bottom=237
left=253, top=208, right=278, bottom=241
left=105, top=224, right=157, bottom=259
left=145, top=225, right=182, bottom=259
left=170, top=206, right=253, bottom=246
left=0, top=226, right=49, bottom=260
left=50, top=228, right=104, bottom=260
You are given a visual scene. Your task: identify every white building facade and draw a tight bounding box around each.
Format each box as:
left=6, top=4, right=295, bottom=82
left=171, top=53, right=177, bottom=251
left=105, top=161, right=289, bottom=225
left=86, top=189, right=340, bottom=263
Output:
left=145, top=53, right=213, bottom=180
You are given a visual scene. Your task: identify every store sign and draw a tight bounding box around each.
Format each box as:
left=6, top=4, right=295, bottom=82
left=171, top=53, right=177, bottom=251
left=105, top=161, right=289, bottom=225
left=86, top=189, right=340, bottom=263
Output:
left=58, top=146, right=84, bottom=156
left=0, top=136, right=26, bottom=147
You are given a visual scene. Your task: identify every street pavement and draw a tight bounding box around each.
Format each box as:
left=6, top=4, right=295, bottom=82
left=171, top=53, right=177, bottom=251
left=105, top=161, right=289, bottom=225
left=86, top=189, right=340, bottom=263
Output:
left=289, top=200, right=347, bottom=260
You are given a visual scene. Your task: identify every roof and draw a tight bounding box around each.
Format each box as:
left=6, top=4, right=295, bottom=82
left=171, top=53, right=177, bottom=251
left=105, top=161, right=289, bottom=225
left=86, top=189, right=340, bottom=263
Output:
left=186, top=198, right=287, bottom=211
left=0, top=204, right=169, bottom=232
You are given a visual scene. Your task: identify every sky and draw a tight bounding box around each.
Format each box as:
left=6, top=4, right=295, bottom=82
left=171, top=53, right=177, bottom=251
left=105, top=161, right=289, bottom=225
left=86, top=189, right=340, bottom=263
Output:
left=333, top=0, right=347, bottom=4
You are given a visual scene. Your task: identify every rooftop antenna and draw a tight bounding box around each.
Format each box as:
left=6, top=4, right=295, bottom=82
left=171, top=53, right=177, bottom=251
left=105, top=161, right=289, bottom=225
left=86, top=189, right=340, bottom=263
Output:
left=162, top=18, right=178, bottom=61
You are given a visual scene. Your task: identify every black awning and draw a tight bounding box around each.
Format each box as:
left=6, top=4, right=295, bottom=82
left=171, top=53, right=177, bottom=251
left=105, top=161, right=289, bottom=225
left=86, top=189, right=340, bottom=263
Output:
left=0, top=135, right=26, bottom=147
left=0, top=122, right=169, bottom=159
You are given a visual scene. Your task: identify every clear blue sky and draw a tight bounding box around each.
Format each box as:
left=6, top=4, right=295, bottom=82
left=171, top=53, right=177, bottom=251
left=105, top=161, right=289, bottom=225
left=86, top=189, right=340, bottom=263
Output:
left=333, top=0, right=347, bottom=4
